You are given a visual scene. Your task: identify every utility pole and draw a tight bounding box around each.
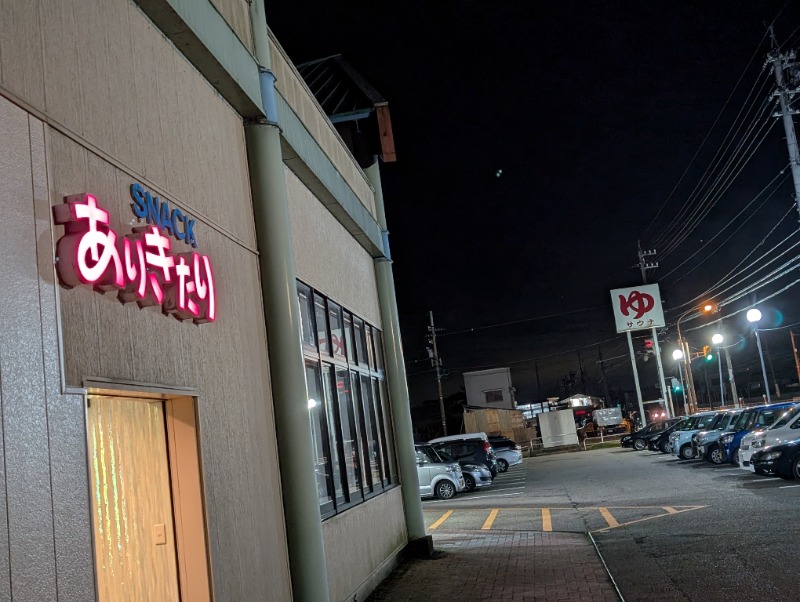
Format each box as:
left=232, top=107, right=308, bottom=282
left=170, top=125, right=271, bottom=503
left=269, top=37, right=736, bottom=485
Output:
left=768, top=33, right=800, bottom=219
left=577, top=349, right=586, bottom=392
left=791, top=331, right=800, bottom=385
left=598, top=347, right=611, bottom=408
left=427, top=311, right=447, bottom=436
left=637, top=241, right=658, bottom=284
left=637, top=243, right=669, bottom=416
left=724, top=346, right=739, bottom=408
left=763, top=332, right=781, bottom=398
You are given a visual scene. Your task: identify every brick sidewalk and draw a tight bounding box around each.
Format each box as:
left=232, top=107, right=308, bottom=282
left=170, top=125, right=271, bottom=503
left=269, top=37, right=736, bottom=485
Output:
left=367, top=531, right=621, bottom=602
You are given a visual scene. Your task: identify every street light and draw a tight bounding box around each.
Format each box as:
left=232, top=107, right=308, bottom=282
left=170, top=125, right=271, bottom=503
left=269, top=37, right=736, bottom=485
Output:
left=747, top=308, right=771, bottom=404
left=711, top=333, right=725, bottom=406
left=677, top=303, right=716, bottom=413
left=671, top=348, right=688, bottom=414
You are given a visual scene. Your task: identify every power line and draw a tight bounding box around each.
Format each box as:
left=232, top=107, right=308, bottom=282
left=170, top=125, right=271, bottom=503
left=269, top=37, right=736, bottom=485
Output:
left=660, top=170, right=790, bottom=281
left=642, top=30, right=771, bottom=241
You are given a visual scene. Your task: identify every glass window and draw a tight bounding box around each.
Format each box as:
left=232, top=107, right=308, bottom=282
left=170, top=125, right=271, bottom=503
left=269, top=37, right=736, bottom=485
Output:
left=321, top=364, right=345, bottom=506
left=354, top=318, right=367, bottom=366
left=298, top=285, right=316, bottom=347
left=314, top=296, right=329, bottom=355
left=360, top=374, right=383, bottom=489
left=372, top=379, right=391, bottom=485
left=335, top=368, right=362, bottom=501
left=350, top=371, right=373, bottom=494
left=343, top=312, right=355, bottom=364
left=373, top=330, right=385, bottom=375
left=304, top=362, right=334, bottom=514
left=328, top=302, right=346, bottom=360
left=365, top=325, right=376, bottom=370
left=484, top=389, right=504, bottom=403
left=378, top=380, right=397, bottom=483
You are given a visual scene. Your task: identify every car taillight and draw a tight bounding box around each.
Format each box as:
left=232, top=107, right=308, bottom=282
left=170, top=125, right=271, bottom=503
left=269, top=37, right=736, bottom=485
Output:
left=483, top=441, right=491, bottom=453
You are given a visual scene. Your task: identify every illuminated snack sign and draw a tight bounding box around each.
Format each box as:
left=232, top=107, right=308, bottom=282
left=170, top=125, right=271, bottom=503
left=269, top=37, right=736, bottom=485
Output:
left=53, top=192, right=216, bottom=323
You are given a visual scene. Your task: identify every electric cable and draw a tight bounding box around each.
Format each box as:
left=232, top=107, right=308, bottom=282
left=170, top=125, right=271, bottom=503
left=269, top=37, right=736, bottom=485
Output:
left=660, top=170, right=790, bottom=281
left=643, top=30, right=771, bottom=242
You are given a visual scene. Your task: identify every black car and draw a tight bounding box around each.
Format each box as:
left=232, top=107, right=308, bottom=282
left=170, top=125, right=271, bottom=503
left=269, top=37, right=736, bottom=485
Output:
left=622, top=419, right=680, bottom=451
left=488, top=436, right=521, bottom=452
left=751, top=438, right=800, bottom=480
left=648, top=419, right=687, bottom=453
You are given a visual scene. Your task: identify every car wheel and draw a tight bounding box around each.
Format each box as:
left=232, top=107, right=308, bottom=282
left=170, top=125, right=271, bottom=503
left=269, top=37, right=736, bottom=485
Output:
left=708, top=445, right=724, bottom=465
left=435, top=479, right=456, bottom=500
left=732, top=447, right=740, bottom=466
left=680, top=444, right=695, bottom=460
left=793, top=456, right=800, bottom=482
left=633, top=439, right=647, bottom=451
left=658, top=440, right=669, bottom=453
left=463, top=473, right=475, bottom=493
left=497, top=458, right=509, bottom=473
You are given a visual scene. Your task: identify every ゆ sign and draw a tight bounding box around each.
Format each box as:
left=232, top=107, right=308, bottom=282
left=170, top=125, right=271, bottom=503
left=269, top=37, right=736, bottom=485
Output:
left=609, top=284, right=664, bottom=333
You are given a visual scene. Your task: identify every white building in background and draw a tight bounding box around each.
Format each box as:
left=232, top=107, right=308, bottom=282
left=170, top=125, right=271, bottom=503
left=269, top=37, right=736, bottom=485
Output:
left=463, top=368, right=516, bottom=409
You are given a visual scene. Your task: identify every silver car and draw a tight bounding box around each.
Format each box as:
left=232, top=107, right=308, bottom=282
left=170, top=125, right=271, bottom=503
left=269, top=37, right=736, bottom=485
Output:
left=414, top=444, right=465, bottom=499
left=437, top=450, right=493, bottom=492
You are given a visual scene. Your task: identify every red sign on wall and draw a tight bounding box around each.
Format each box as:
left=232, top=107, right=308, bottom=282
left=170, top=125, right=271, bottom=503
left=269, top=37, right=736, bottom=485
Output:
left=53, top=193, right=216, bottom=323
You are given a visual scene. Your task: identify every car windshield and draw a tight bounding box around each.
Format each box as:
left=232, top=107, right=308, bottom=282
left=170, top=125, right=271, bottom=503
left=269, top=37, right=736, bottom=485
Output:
left=678, top=416, right=703, bottom=430
left=750, top=407, right=792, bottom=430
left=415, top=445, right=443, bottom=464
left=719, top=413, right=739, bottom=430
left=706, top=413, right=726, bottom=430
left=695, top=414, right=718, bottom=429
left=731, top=410, right=753, bottom=431
left=769, top=405, right=800, bottom=430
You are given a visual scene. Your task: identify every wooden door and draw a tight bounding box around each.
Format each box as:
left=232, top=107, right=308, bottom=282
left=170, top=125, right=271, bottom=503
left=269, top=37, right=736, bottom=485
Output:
left=87, top=396, right=181, bottom=602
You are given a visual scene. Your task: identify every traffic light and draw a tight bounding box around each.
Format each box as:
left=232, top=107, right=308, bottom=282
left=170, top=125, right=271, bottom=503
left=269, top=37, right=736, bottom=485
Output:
left=671, top=377, right=682, bottom=392
left=702, top=345, right=714, bottom=361
left=643, top=338, right=655, bottom=361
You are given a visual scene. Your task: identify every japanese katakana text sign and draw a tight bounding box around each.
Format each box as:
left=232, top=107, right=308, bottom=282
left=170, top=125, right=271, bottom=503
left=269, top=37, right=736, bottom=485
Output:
left=609, top=284, right=664, bottom=333
left=53, top=193, right=216, bottom=323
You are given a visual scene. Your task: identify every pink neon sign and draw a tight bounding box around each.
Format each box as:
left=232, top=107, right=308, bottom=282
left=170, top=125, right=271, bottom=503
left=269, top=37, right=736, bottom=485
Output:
left=53, top=193, right=216, bottom=323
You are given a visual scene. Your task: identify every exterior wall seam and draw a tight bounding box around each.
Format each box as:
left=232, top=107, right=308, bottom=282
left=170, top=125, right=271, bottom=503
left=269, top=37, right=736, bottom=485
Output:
left=0, top=85, right=259, bottom=257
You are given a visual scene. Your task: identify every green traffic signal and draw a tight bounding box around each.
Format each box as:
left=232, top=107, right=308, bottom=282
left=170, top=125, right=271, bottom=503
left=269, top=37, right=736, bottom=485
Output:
left=705, top=354, right=714, bottom=361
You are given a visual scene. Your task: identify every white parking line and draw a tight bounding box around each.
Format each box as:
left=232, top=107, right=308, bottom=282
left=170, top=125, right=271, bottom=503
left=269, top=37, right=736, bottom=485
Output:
left=779, top=484, right=800, bottom=489
left=423, top=491, right=524, bottom=503
left=749, top=478, right=778, bottom=483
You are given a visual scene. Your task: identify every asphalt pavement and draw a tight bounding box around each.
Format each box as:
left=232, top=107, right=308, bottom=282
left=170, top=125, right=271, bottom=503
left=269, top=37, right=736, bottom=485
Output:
left=368, top=447, right=800, bottom=601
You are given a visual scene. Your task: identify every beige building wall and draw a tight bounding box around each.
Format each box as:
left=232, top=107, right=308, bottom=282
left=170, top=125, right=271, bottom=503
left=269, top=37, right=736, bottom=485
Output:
left=322, top=489, right=407, bottom=602
left=287, top=167, right=382, bottom=327
left=1, top=0, right=293, bottom=599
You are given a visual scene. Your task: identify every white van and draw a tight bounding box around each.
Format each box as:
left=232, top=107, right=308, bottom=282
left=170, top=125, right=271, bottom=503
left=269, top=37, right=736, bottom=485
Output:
left=739, top=403, right=800, bottom=470
left=414, top=444, right=464, bottom=499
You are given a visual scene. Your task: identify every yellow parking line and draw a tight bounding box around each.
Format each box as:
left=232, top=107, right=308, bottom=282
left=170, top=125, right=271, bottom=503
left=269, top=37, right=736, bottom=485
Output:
left=598, top=507, right=620, bottom=528
left=541, top=508, right=552, bottom=532
left=663, top=506, right=678, bottom=514
left=592, top=505, right=708, bottom=533
left=481, top=509, right=499, bottom=530
left=428, top=510, right=453, bottom=530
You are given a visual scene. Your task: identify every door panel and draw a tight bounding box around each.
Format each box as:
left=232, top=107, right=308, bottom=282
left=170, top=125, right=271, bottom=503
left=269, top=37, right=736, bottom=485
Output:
left=87, top=396, right=180, bottom=602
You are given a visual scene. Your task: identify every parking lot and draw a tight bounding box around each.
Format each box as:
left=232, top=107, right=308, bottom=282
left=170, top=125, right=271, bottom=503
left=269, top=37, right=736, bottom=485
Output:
left=421, top=446, right=800, bottom=601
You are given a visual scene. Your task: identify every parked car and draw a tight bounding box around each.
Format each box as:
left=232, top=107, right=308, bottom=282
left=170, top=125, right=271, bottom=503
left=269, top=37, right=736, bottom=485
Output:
left=414, top=444, right=464, bottom=499
left=719, top=402, right=797, bottom=464
left=692, top=409, right=743, bottom=463
left=750, top=438, right=800, bottom=479
left=488, top=435, right=520, bottom=451
left=647, top=418, right=687, bottom=453
left=670, top=411, right=721, bottom=460
left=429, top=432, right=498, bottom=477
left=739, top=402, right=800, bottom=470
left=494, top=447, right=523, bottom=472
left=436, top=449, right=493, bottom=492
left=622, top=419, right=677, bottom=450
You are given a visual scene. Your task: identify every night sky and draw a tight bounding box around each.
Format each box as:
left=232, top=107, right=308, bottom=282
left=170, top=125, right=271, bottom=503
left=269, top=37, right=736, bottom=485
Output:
left=266, top=2, right=800, bottom=406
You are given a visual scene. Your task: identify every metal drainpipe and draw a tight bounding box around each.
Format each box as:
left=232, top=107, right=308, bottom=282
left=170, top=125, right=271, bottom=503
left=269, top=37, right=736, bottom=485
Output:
left=364, top=160, right=429, bottom=548
left=247, top=1, right=330, bottom=600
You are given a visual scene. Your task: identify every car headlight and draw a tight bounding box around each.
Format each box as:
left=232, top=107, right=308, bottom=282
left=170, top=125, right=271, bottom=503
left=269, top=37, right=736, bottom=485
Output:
left=462, top=464, right=482, bottom=471
left=721, top=435, right=734, bottom=444
left=761, top=451, right=782, bottom=461
left=448, top=463, right=460, bottom=472
left=752, top=439, right=764, bottom=449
